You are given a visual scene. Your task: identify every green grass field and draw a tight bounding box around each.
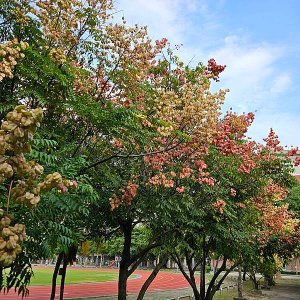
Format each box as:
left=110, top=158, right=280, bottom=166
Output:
left=30, top=267, right=119, bottom=286
left=275, top=277, right=300, bottom=284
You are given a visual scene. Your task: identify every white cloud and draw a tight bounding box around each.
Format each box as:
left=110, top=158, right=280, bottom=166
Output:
left=115, top=0, right=297, bottom=145
left=116, top=0, right=198, bottom=43
left=208, top=36, right=286, bottom=112
left=270, top=73, right=292, bottom=95
left=115, top=0, right=213, bottom=63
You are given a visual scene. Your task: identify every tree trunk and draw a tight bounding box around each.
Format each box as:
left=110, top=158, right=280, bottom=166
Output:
left=237, top=264, right=243, bottom=298
left=214, top=258, right=219, bottom=274
left=200, top=236, right=206, bottom=300
left=265, top=275, right=275, bottom=286
left=173, top=252, right=201, bottom=300
left=205, top=257, right=230, bottom=300
left=118, top=265, right=128, bottom=300
left=186, top=252, right=201, bottom=300
left=136, top=256, right=168, bottom=300
left=50, top=252, right=64, bottom=300
left=118, top=221, right=133, bottom=300
left=188, top=265, right=201, bottom=300
left=242, top=269, right=247, bottom=281
left=205, top=291, right=215, bottom=300
left=59, top=253, right=68, bottom=300
left=200, top=262, right=206, bottom=300
left=250, top=272, right=259, bottom=289
left=189, top=269, right=201, bottom=300
left=192, top=284, right=201, bottom=300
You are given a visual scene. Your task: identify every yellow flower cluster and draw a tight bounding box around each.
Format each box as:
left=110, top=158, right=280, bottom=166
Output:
left=153, top=80, right=228, bottom=145
left=0, top=39, right=29, bottom=82
left=0, top=105, right=43, bottom=205
left=0, top=105, right=43, bottom=155
left=9, top=0, right=36, bottom=26
left=0, top=105, right=72, bottom=206
left=0, top=162, right=13, bottom=182
left=0, top=210, right=25, bottom=267
left=282, top=217, right=299, bottom=234
left=49, top=48, right=67, bottom=65
left=0, top=106, right=76, bottom=266
left=36, top=0, right=113, bottom=52
left=11, top=172, right=72, bottom=206
left=104, top=24, right=154, bottom=71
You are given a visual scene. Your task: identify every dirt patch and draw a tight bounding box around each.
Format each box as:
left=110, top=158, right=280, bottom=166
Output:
left=244, top=283, right=300, bottom=300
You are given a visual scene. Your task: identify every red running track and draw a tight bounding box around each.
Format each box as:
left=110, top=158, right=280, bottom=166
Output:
left=1, top=267, right=195, bottom=299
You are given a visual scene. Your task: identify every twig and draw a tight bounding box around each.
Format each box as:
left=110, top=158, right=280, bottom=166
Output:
left=6, top=180, right=13, bottom=214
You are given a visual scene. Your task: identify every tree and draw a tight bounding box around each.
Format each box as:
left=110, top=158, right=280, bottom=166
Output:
left=81, top=43, right=227, bottom=299
left=0, top=106, right=74, bottom=296
left=1, top=1, right=164, bottom=298
left=240, top=130, right=299, bottom=289
left=285, top=182, right=300, bottom=218
left=2, top=2, right=298, bottom=300
left=155, top=114, right=298, bottom=300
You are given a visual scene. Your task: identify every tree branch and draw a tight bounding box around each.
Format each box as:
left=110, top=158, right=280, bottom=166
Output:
left=206, top=257, right=227, bottom=297
left=215, top=262, right=238, bottom=291
left=129, top=242, right=162, bottom=266
left=136, top=256, right=168, bottom=300
left=72, top=128, right=92, bottom=157
left=185, top=250, right=194, bottom=277
left=171, top=252, right=194, bottom=287
left=79, top=140, right=183, bottom=174
left=192, top=260, right=202, bottom=273
left=128, top=254, right=147, bottom=276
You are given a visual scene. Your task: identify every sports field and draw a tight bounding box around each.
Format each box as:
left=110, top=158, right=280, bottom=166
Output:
left=30, top=266, right=120, bottom=285
left=1, top=267, right=192, bottom=300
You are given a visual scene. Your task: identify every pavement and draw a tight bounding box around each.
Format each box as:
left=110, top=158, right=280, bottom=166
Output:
left=1, top=267, right=299, bottom=300
left=246, top=282, right=300, bottom=300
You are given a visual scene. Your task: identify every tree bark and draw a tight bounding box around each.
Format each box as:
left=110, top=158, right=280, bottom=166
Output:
left=185, top=251, right=201, bottom=300
left=265, top=275, right=275, bottom=286
left=117, top=220, right=162, bottom=300
left=172, top=252, right=201, bottom=300
left=242, top=269, right=247, bottom=281
left=200, top=236, right=206, bottom=300
left=136, top=256, right=168, bottom=300
left=118, top=265, right=128, bottom=300
left=50, top=252, right=64, bottom=300
left=188, top=263, right=201, bottom=300
left=59, top=253, right=68, bottom=300
left=205, top=257, right=227, bottom=300
left=249, top=271, right=259, bottom=289
left=237, top=264, right=243, bottom=298
left=118, top=220, right=133, bottom=300
left=207, top=263, right=237, bottom=300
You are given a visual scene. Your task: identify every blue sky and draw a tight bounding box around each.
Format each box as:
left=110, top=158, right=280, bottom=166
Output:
left=116, top=0, right=300, bottom=147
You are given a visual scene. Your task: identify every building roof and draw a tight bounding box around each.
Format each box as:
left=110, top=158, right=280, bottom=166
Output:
left=294, top=175, right=300, bottom=181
